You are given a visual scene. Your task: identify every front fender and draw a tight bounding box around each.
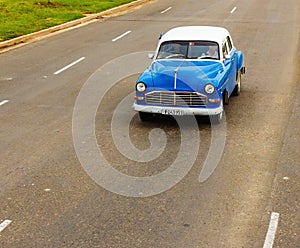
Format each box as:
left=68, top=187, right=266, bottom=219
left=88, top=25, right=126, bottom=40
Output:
left=136, top=68, right=153, bottom=88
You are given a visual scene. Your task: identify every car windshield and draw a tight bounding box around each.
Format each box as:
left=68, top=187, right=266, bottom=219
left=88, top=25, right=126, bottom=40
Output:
left=156, top=41, right=220, bottom=60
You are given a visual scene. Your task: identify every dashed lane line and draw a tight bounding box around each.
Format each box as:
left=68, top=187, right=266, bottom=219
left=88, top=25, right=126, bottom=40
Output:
left=0, top=100, right=9, bottom=106
left=263, top=212, right=280, bottom=248
left=112, top=30, right=132, bottom=42
left=161, top=7, right=172, bottom=14
left=230, top=6, right=237, bottom=14
left=54, top=57, right=86, bottom=75
left=0, top=220, right=12, bottom=233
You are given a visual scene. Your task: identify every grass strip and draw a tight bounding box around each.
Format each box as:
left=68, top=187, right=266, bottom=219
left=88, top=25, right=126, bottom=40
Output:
left=0, top=0, right=136, bottom=41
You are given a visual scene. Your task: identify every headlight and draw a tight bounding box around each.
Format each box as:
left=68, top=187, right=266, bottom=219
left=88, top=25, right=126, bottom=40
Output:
left=204, top=84, right=215, bottom=94
left=136, top=82, right=146, bottom=92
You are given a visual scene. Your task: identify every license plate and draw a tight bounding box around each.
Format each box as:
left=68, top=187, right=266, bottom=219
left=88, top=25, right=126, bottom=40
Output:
left=161, top=109, right=184, bottom=116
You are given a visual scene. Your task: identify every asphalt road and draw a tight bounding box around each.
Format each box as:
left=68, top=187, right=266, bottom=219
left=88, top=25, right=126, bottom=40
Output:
left=0, top=0, right=300, bottom=247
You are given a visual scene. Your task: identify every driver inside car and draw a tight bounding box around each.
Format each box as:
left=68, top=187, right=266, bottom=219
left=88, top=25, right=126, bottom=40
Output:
left=169, top=43, right=185, bottom=55
left=202, top=45, right=219, bottom=59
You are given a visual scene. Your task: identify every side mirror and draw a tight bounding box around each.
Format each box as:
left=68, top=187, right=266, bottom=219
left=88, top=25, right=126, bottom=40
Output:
left=223, top=54, right=230, bottom=64
left=148, top=53, right=154, bottom=59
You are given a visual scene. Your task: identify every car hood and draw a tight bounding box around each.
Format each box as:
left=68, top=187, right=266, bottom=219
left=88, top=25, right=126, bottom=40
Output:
left=150, top=60, right=223, bottom=91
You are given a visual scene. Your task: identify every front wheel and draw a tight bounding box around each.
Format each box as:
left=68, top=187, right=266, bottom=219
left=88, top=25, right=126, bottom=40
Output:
left=210, top=111, right=224, bottom=125
left=210, top=101, right=224, bottom=125
left=223, top=90, right=229, bottom=105
left=138, top=112, right=153, bottom=121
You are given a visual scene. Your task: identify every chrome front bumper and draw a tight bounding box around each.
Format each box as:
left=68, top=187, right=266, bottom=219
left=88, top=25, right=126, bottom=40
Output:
left=133, top=103, right=223, bottom=116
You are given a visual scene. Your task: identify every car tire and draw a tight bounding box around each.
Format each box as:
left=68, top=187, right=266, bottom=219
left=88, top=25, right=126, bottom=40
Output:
left=223, top=90, right=229, bottom=105
left=210, top=100, right=224, bottom=125
left=139, top=112, right=153, bottom=121
left=232, top=71, right=241, bottom=96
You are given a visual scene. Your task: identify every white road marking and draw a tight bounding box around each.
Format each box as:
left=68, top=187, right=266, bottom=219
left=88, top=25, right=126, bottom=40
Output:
left=112, top=30, right=132, bottom=42
left=0, top=100, right=9, bottom=106
left=54, top=57, right=85, bottom=75
left=0, top=220, right=12, bottom=233
left=230, top=6, right=237, bottom=13
left=263, top=212, right=280, bottom=248
left=161, top=7, right=172, bottom=14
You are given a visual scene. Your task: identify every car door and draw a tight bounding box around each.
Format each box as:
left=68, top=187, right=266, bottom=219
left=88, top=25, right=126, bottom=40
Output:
left=222, top=41, right=234, bottom=94
left=225, top=36, right=237, bottom=95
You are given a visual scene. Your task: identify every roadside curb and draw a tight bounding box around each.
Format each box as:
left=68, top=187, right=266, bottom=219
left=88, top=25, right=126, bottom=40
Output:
left=0, top=0, right=153, bottom=53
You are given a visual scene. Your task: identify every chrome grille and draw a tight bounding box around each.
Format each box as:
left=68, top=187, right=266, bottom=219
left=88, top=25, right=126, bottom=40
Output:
left=145, top=91, right=207, bottom=106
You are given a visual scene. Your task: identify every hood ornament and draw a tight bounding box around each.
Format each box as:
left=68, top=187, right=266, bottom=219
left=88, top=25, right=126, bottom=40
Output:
left=174, top=60, right=185, bottom=89
left=174, top=68, right=178, bottom=89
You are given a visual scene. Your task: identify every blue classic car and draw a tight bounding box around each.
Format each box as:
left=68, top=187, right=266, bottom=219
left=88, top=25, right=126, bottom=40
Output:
left=134, top=26, right=245, bottom=123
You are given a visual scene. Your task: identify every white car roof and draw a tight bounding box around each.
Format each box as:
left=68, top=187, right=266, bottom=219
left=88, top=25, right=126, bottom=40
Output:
left=159, top=26, right=230, bottom=45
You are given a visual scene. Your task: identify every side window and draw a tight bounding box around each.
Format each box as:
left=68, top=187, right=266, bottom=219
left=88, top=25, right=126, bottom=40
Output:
left=222, top=42, right=228, bottom=58
left=226, top=36, right=233, bottom=53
